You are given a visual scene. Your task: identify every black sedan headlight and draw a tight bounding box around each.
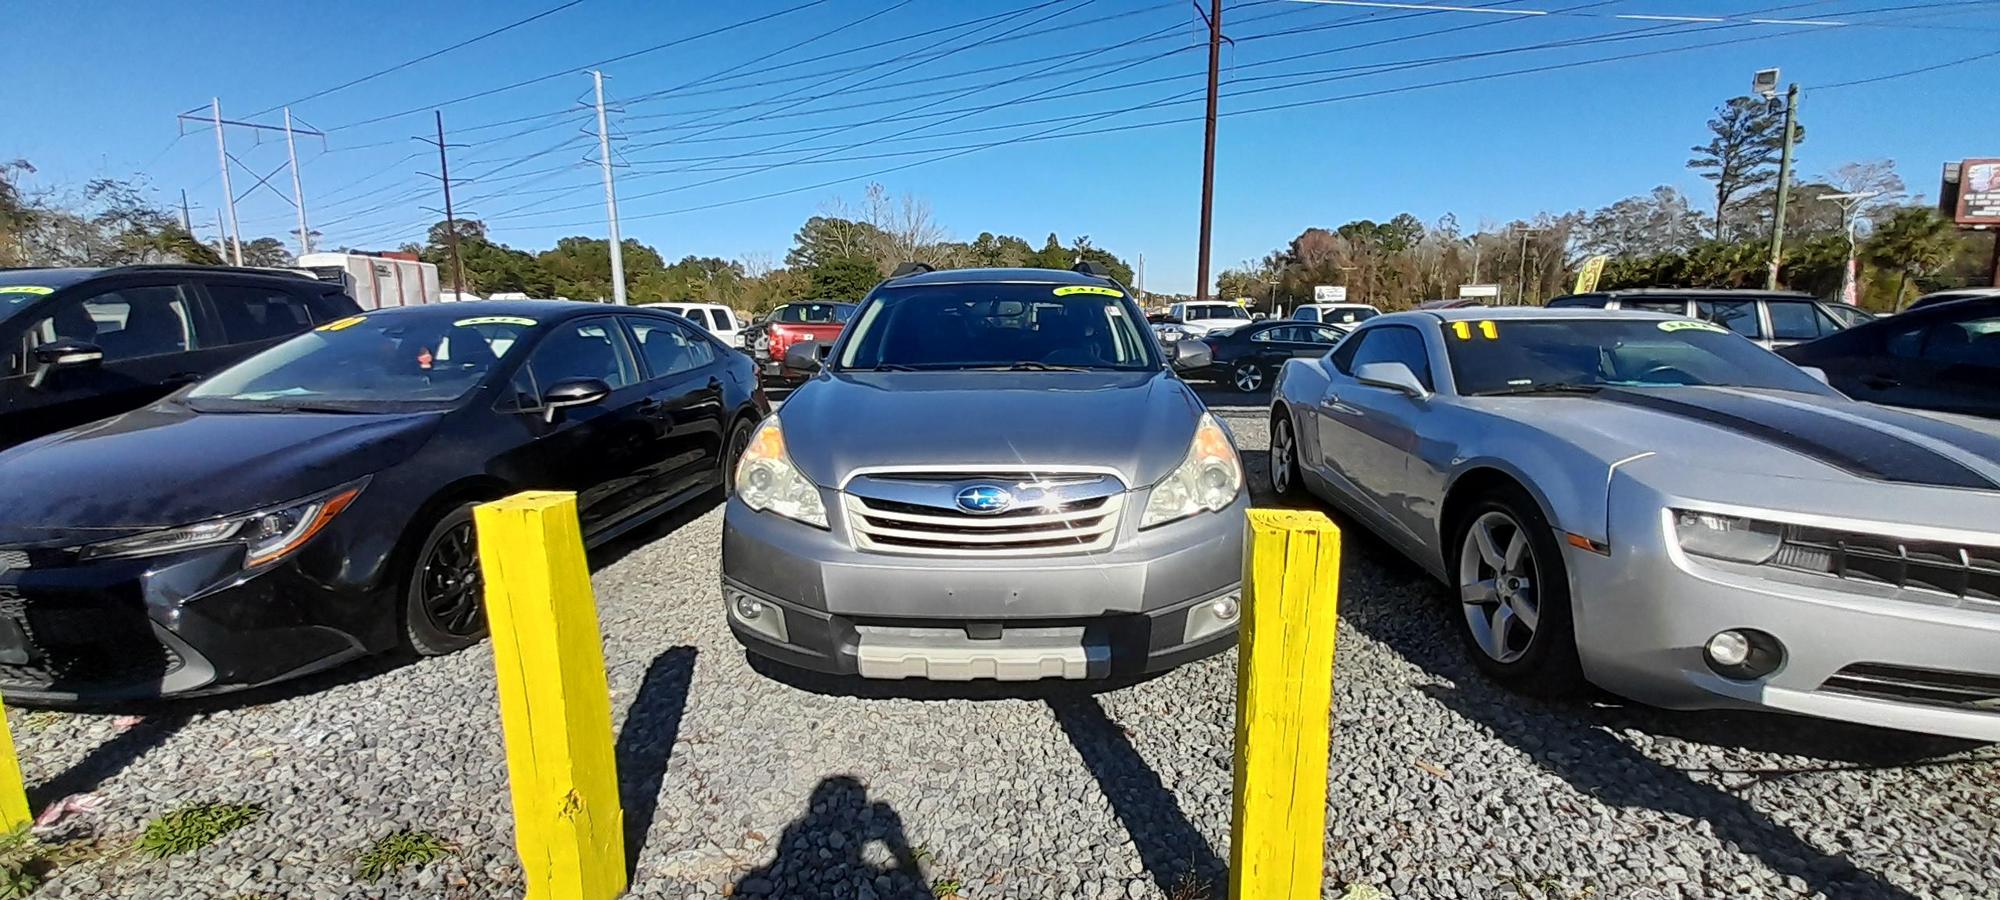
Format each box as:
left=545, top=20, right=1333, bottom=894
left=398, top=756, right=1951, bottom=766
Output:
left=80, top=478, right=370, bottom=568
left=1673, top=510, right=1783, bottom=565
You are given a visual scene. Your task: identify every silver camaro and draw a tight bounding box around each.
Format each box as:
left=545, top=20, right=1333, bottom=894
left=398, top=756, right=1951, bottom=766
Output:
left=1270, top=307, right=2000, bottom=740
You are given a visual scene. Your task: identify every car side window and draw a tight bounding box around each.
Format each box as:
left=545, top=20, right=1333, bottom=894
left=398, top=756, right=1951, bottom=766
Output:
left=496, top=365, right=541, bottom=413
left=206, top=282, right=317, bottom=345
left=713, top=308, right=736, bottom=331
left=526, top=317, right=639, bottom=391
left=1768, top=301, right=1837, bottom=342
left=1891, top=308, right=2000, bottom=366
left=26, top=284, right=201, bottom=363
left=1696, top=300, right=1763, bottom=339
left=628, top=317, right=716, bottom=378
left=1251, top=326, right=1287, bottom=343
left=1343, top=324, right=1435, bottom=389
left=1307, top=326, right=1344, bottom=344
left=1623, top=299, right=1687, bottom=315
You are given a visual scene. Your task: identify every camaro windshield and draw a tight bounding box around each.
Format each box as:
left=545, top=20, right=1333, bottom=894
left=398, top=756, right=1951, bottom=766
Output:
left=1446, top=319, right=1834, bottom=396
left=186, top=311, right=535, bottom=411
left=836, top=283, right=1158, bottom=371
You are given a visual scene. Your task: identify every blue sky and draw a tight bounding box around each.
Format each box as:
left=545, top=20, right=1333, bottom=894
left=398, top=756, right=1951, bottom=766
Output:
left=10, top=0, right=1998, bottom=294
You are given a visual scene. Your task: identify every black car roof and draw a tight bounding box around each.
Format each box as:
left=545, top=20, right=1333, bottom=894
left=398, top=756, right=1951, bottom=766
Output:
left=0, top=265, right=327, bottom=289
left=362, top=299, right=636, bottom=321
left=885, top=266, right=1119, bottom=287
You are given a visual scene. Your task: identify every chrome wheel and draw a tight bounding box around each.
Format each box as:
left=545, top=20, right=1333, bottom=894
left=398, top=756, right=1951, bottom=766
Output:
left=1270, top=418, right=1295, bottom=494
left=1233, top=363, right=1265, bottom=393
left=420, top=521, right=484, bottom=638
left=1457, top=510, right=1540, bottom=664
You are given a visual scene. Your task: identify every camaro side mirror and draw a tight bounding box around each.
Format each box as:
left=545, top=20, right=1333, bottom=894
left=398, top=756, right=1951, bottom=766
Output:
left=1800, top=365, right=1830, bottom=385
left=1354, top=361, right=1430, bottom=400
left=782, top=340, right=824, bottom=374
left=1171, top=340, right=1212, bottom=371
left=28, top=339, right=104, bottom=389
left=539, top=377, right=612, bottom=423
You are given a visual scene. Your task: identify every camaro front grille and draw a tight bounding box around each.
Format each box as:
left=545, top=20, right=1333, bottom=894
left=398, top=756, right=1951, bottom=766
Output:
left=1820, top=663, right=2000, bottom=712
left=844, top=493, right=1123, bottom=557
left=1765, top=525, right=2000, bottom=609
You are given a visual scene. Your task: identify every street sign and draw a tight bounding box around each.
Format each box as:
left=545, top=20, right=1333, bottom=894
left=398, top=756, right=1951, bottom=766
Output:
left=1459, top=284, right=1500, bottom=300
left=1955, top=158, right=2000, bottom=226
left=1312, top=285, right=1347, bottom=304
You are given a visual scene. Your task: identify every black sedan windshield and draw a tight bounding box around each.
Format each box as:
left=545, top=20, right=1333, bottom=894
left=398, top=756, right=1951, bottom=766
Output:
left=187, top=311, right=535, bottom=411
left=836, top=283, right=1157, bottom=371
left=1446, top=319, right=1834, bottom=396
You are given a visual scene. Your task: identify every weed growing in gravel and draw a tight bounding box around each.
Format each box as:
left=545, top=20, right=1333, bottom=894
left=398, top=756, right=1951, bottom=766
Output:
left=929, top=877, right=963, bottom=899
left=0, top=827, right=53, bottom=899
left=18, top=711, right=63, bottom=734
left=1168, top=870, right=1214, bottom=900
left=356, top=829, right=455, bottom=881
left=137, top=803, right=266, bottom=858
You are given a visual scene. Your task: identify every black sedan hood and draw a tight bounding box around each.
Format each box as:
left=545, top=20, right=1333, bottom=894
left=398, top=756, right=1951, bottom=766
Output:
left=0, top=403, right=442, bottom=542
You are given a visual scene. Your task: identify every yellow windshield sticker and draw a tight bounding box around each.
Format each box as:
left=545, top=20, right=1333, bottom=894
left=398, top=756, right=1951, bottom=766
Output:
left=1659, top=319, right=1729, bottom=334
left=317, top=315, right=368, bottom=332
left=1451, top=321, right=1471, bottom=340
left=0, top=285, right=54, bottom=296
left=453, top=315, right=538, bottom=327
left=1478, top=321, right=1498, bottom=340
left=1452, top=320, right=1500, bottom=340
left=1052, top=285, right=1123, bottom=297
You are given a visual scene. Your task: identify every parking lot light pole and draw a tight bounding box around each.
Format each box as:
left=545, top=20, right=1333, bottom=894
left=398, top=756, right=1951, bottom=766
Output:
left=591, top=71, right=627, bottom=306
left=1766, top=82, right=1800, bottom=290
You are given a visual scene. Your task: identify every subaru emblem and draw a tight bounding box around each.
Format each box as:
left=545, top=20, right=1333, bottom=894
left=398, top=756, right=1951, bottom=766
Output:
left=955, top=485, right=1013, bottom=515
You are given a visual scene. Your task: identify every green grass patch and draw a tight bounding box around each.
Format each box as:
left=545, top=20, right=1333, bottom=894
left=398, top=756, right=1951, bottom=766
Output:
left=137, top=803, right=266, bottom=858
left=0, top=827, right=52, bottom=900
left=356, top=829, right=455, bottom=881
left=930, top=877, right=963, bottom=899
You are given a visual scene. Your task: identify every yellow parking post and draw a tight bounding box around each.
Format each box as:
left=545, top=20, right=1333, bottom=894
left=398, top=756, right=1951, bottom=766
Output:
left=476, top=492, right=626, bottom=900
left=1229, top=509, right=1341, bottom=900
left=0, top=699, right=29, bottom=832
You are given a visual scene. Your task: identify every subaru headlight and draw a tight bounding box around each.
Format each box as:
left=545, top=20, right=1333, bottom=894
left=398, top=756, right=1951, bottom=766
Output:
left=735, top=416, right=828, bottom=528
left=1141, top=413, right=1243, bottom=529
left=80, top=478, right=369, bottom=568
left=1673, top=510, right=1783, bottom=565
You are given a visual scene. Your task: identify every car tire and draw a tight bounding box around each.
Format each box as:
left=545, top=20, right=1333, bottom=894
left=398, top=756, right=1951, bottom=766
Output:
left=1448, top=484, right=1583, bottom=696
left=1269, top=413, right=1301, bottom=497
left=1231, top=362, right=1266, bottom=393
left=722, top=416, right=756, bottom=493
left=404, top=504, right=487, bottom=656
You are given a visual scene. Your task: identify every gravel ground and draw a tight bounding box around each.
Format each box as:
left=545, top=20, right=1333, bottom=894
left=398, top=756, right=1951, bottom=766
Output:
left=9, top=388, right=1999, bottom=899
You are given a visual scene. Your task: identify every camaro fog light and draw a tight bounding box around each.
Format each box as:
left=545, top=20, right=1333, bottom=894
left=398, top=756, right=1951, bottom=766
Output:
left=1210, top=596, right=1239, bottom=621
left=734, top=595, right=765, bottom=620
left=1703, top=628, right=1783, bottom=680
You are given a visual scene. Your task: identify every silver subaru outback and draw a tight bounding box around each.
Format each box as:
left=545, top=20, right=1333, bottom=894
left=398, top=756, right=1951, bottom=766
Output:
left=721, top=265, right=1247, bottom=681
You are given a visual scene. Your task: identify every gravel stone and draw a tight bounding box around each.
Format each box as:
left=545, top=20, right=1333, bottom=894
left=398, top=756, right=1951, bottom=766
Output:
left=7, top=390, right=1997, bottom=898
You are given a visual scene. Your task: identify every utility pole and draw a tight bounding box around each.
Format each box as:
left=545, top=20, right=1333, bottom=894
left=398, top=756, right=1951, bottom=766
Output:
left=1194, top=0, right=1222, bottom=301
left=591, top=71, right=628, bottom=305
left=1513, top=227, right=1541, bottom=305
left=1136, top=252, right=1146, bottom=300
left=284, top=107, right=312, bottom=257
left=416, top=111, right=467, bottom=298
left=179, top=190, right=194, bottom=234
left=209, top=98, right=243, bottom=266
left=1766, top=82, right=1800, bottom=290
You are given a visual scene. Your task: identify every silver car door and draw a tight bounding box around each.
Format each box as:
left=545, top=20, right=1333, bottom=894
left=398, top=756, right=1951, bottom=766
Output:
left=1322, top=324, right=1437, bottom=546
left=1313, top=328, right=1395, bottom=525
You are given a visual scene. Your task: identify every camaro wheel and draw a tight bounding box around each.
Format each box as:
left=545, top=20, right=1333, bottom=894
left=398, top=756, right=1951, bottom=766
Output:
left=1232, top=362, right=1266, bottom=393
left=1270, top=415, right=1301, bottom=496
left=723, top=417, right=755, bottom=493
left=406, top=505, right=487, bottom=656
left=1450, top=486, right=1582, bottom=694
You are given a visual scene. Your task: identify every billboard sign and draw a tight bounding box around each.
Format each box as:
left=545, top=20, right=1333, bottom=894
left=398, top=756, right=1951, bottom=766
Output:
left=1312, top=285, right=1348, bottom=304
left=1957, top=158, right=2000, bottom=226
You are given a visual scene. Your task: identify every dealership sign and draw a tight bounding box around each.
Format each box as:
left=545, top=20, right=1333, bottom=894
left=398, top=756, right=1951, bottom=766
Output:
left=1313, top=285, right=1347, bottom=303
left=1957, top=158, right=2000, bottom=226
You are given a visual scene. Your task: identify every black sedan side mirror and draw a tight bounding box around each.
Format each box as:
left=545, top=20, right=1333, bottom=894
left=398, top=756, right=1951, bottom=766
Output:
left=29, top=339, right=104, bottom=389
left=782, top=340, right=824, bottom=374
left=539, top=377, right=612, bottom=423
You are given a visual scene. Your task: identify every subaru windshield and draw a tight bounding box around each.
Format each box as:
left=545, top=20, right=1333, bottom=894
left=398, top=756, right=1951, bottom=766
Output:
left=835, top=282, right=1159, bottom=372
left=1446, top=318, right=1836, bottom=396
left=185, top=309, right=534, bottom=412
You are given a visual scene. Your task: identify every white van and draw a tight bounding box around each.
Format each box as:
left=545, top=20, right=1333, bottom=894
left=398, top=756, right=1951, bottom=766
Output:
left=644, top=302, right=742, bottom=347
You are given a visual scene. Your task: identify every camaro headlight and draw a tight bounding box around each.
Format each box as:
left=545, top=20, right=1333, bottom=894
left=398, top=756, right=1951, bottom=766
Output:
left=734, top=416, right=828, bottom=528
left=1673, top=510, right=1783, bottom=565
left=80, top=478, right=369, bottom=568
left=1141, top=413, right=1243, bottom=529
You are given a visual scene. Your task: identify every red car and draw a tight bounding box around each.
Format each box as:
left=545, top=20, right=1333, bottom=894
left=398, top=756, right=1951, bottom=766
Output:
left=749, top=301, right=856, bottom=389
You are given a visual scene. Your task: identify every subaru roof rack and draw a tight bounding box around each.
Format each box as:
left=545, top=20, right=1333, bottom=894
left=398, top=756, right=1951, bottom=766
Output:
left=889, top=261, right=935, bottom=277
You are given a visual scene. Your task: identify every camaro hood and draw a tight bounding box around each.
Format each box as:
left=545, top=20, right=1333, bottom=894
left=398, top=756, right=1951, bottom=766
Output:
left=777, top=370, right=1206, bottom=488
left=0, top=403, right=442, bottom=541
left=1479, top=386, right=2000, bottom=490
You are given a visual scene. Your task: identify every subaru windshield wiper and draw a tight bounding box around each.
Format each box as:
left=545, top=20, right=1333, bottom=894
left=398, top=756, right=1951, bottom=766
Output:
left=1472, top=383, right=1603, bottom=397
left=978, top=362, right=1089, bottom=372
left=850, top=363, right=923, bottom=372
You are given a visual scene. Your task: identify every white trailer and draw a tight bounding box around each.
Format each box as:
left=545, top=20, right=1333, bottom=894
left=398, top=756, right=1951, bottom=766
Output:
left=297, top=252, right=443, bottom=310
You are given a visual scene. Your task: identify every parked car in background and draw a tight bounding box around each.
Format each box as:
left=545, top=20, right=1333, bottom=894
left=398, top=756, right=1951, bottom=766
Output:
left=724, top=264, right=1247, bottom=682
left=643, top=301, right=742, bottom=347
left=747, top=301, right=855, bottom=390
left=1291, top=303, right=1380, bottom=326
left=0, top=301, right=765, bottom=701
left=1546, top=288, right=1848, bottom=349
left=1195, top=319, right=1347, bottom=392
left=1270, top=307, right=2000, bottom=740
left=1819, top=303, right=1878, bottom=328
left=1166, top=301, right=1252, bottom=336
left=1780, top=294, right=2000, bottom=420
left=1906, top=287, right=2000, bottom=312
left=2, top=266, right=361, bottom=451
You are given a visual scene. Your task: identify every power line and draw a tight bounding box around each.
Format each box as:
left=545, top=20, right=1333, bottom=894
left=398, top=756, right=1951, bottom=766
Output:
left=1808, top=45, right=2000, bottom=88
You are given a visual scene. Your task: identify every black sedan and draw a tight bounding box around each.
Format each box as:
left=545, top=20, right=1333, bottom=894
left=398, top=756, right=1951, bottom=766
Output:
left=1780, top=294, right=2000, bottom=420
left=0, top=301, right=766, bottom=701
left=1193, top=320, right=1347, bottom=392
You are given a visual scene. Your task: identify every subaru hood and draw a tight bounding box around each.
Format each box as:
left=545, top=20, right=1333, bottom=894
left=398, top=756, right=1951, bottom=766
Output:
left=776, top=370, right=1208, bottom=488
left=0, top=403, right=442, bottom=542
